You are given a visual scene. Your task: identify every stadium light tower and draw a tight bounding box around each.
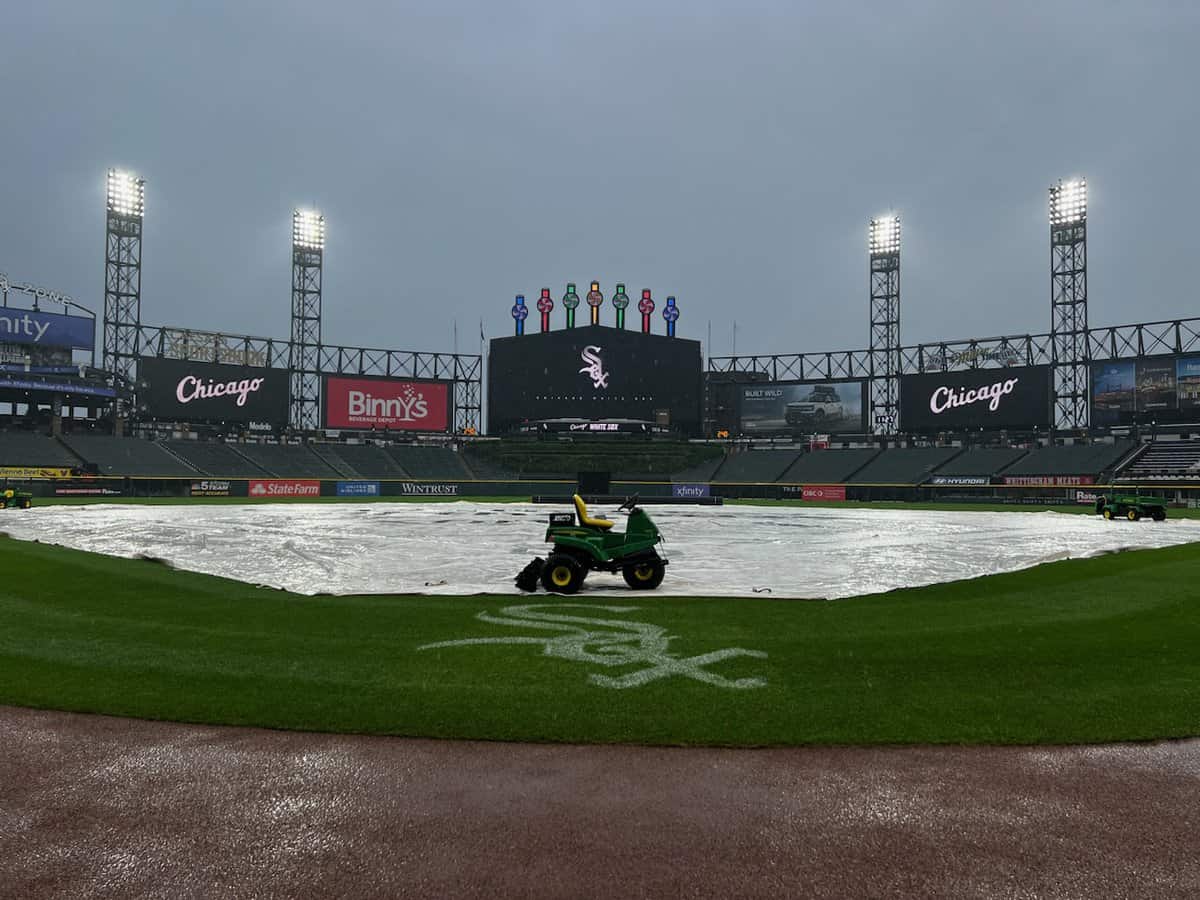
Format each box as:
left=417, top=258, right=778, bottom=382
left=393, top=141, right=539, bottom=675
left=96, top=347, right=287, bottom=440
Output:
left=1049, top=178, right=1088, bottom=430
left=868, top=214, right=901, bottom=435
left=103, top=168, right=146, bottom=393
left=290, top=208, right=325, bottom=431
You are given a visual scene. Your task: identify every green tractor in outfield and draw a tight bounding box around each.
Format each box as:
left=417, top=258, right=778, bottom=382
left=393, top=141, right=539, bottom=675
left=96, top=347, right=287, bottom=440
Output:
left=0, top=488, right=33, bottom=510
left=1095, top=493, right=1167, bottom=521
left=516, top=494, right=669, bottom=594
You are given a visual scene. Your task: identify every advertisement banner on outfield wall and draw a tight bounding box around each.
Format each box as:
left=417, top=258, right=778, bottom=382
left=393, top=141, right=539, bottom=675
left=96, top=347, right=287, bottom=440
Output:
left=1002, top=475, right=1095, bottom=486
left=900, top=366, right=1052, bottom=430
left=139, top=357, right=290, bottom=427
left=190, top=480, right=234, bottom=497
left=248, top=479, right=320, bottom=498
left=1091, top=355, right=1200, bottom=425
left=323, top=376, right=451, bottom=432
left=801, top=485, right=846, bottom=501
left=336, top=480, right=381, bottom=497
left=671, top=483, right=710, bottom=498
left=738, top=381, right=867, bottom=434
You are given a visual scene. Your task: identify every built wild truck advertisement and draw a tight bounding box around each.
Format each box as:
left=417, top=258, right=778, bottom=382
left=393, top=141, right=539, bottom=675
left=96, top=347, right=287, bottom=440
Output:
left=738, top=381, right=867, bottom=434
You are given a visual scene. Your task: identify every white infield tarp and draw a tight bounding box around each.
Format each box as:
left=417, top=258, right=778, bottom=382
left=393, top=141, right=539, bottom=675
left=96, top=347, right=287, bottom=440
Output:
left=4, top=501, right=1198, bottom=600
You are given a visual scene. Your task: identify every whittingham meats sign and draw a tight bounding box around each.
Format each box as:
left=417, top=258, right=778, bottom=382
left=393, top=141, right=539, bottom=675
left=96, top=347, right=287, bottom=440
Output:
left=900, top=366, right=1052, bottom=430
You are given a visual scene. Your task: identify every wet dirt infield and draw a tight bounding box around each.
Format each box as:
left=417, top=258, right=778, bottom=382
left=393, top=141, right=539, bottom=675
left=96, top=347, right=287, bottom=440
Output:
left=1, top=706, right=1197, bottom=899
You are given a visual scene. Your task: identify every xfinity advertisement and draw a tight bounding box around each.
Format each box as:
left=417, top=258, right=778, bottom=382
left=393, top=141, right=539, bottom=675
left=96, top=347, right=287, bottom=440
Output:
left=1091, top=355, right=1200, bottom=425
left=900, top=366, right=1052, bottom=430
left=487, top=326, right=703, bottom=434
left=738, top=381, right=867, bottom=434
left=0, top=308, right=94, bottom=350
left=324, top=376, right=451, bottom=433
left=139, top=357, right=290, bottom=427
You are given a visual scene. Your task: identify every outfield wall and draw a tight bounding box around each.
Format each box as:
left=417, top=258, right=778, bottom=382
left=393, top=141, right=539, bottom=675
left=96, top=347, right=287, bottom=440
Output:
left=8, top=475, right=1200, bottom=506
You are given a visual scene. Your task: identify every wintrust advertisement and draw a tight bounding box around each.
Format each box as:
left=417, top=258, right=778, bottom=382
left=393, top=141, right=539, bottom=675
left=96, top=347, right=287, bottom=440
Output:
left=248, top=479, right=320, bottom=498
left=139, top=358, right=290, bottom=427
left=900, top=366, right=1052, bottom=431
left=323, top=376, right=451, bottom=432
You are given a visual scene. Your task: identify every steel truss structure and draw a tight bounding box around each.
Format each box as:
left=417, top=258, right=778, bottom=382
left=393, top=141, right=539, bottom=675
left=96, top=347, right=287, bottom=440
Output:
left=134, top=324, right=482, bottom=433
left=709, top=315, right=1200, bottom=431
left=868, top=217, right=901, bottom=433
left=1049, top=180, right=1089, bottom=429
left=290, top=211, right=324, bottom=430
left=102, top=170, right=145, bottom=394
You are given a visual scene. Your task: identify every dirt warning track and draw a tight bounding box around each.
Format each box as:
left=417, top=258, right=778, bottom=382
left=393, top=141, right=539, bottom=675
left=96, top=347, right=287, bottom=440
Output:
left=1, top=706, right=1197, bottom=899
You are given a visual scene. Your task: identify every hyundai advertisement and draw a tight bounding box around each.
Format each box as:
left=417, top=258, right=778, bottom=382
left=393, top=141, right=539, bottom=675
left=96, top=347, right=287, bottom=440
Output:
left=139, top=357, right=290, bottom=427
left=1092, top=354, right=1200, bottom=425
left=900, top=366, right=1052, bottom=430
left=738, top=381, right=867, bottom=434
left=323, top=376, right=451, bottom=432
left=487, top=326, right=703, bottom=435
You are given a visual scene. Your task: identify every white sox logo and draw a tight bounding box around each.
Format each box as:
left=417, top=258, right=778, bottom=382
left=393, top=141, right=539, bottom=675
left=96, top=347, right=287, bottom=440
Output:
left=579, top=345, right=609, bottom=389
left=419, top=604, right=767, bottom=689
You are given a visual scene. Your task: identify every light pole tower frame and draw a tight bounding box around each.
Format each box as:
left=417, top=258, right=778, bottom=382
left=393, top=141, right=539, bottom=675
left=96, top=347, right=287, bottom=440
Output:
left=869, top=215, right=901, bottom=435
left=103, top=169, right=145, bottom=395
left=1049, top=178, right=1089, bottom=430
left=290, top=209, right=324, bottom=431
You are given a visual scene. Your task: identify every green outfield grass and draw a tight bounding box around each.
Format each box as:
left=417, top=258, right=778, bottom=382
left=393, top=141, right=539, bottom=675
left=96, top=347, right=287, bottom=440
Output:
left=2, top=535, right=1199, bottom=746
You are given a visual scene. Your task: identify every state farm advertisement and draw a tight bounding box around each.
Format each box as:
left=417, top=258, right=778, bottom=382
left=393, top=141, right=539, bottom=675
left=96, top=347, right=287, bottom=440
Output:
left=249, top=479, right=321, bottom=498
left=323, top=376, right=451, bottom=432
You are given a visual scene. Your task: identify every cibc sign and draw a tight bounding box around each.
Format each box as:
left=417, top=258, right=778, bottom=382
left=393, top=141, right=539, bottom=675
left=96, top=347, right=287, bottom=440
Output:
left=323, top=376, right=451, bottom=432
left=900, top=366, right=1052, bottom=431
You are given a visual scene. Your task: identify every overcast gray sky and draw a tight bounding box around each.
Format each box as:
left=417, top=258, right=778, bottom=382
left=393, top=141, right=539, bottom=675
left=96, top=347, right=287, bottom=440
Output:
left=2, top=1, right=1198, bottom=360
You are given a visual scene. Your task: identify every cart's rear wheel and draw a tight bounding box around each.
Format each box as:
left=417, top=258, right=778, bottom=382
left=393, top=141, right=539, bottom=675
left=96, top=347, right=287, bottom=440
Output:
left=1127, top=508, right=1140, bottom=521
left=1102, top=507, right=1113, bottom=520
left=541, top=554, right=585, bottom=594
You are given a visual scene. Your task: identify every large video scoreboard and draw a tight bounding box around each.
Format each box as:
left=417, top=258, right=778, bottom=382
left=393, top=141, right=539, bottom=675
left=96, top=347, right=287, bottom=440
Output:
left=487, top=326, right=702, bottom=435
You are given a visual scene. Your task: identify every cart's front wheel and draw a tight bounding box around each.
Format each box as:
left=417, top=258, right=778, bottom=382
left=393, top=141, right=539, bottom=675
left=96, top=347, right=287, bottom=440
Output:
left=1102, top=507, right=1113, bottom=520
left=541, top=554, right=585, bottom=594
left=1127, top=508, right=1140, bottom=521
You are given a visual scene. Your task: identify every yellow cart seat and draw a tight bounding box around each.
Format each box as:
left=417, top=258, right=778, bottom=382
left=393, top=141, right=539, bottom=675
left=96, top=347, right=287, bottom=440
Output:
left=573, top=494, right=614, bottom=530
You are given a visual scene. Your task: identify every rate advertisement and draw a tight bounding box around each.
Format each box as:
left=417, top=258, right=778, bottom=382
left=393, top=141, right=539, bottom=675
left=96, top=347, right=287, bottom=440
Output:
left=323, top=376, right=451, bottom=433
left=900, top=366, right=1052, bottom=430
left=739, top=381, right=867, bottom=434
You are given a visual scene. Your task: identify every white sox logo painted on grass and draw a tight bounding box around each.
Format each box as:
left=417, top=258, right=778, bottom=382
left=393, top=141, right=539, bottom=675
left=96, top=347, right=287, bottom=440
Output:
left=419, top=604, right=767, bottom=689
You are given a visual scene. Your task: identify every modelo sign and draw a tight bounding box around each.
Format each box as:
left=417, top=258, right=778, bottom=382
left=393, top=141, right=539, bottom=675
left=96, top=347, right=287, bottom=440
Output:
left=139, top=357, right=289, bottom=426
left=324, top=376, right=450, bottom=432
left=900, top=366, right=1052, bottom=430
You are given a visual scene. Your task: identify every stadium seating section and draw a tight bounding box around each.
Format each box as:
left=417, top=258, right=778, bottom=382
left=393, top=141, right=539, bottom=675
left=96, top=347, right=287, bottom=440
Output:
left=848, top=447, right=963, bottom=484
left=386, top=446, right=472, bottom=479
left=931, top=447, right=1028, bottom=477
left=1118, top=440, right=1200, bottom=481
left=162, top=441, right=268, bottom=478
left=713, top=449, right=802, bottom=483
left=778, top=449, right=879, bottom=484
left=232, top=443, right=341, bottom=478
left=309, top=443, right=409, bottom=479
left=1001, top=440, right=1136, bottom=477
left=58, top=435, right=195, bottom=477
left=0, top=432, right=81, bottom=468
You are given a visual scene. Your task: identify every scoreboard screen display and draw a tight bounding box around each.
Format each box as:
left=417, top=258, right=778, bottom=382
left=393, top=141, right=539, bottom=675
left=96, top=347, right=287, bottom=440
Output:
left=487, top=326, right=702, bottom=435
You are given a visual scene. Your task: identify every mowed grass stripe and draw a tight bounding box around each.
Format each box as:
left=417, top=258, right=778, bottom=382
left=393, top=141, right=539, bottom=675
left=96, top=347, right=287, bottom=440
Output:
left=0, top=536, right=1198, bottom=745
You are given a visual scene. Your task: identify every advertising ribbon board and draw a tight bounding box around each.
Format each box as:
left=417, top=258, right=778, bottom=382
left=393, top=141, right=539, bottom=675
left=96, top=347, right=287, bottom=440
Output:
left=248, top=479, right=321, bottom=498
left=671, top=483, right=710, bottom=498
left=1002, top=475, right=1095, bottom=486
left=324, top=376, right=451, bottom=433
left=191, top=480, right=233, bottom=497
